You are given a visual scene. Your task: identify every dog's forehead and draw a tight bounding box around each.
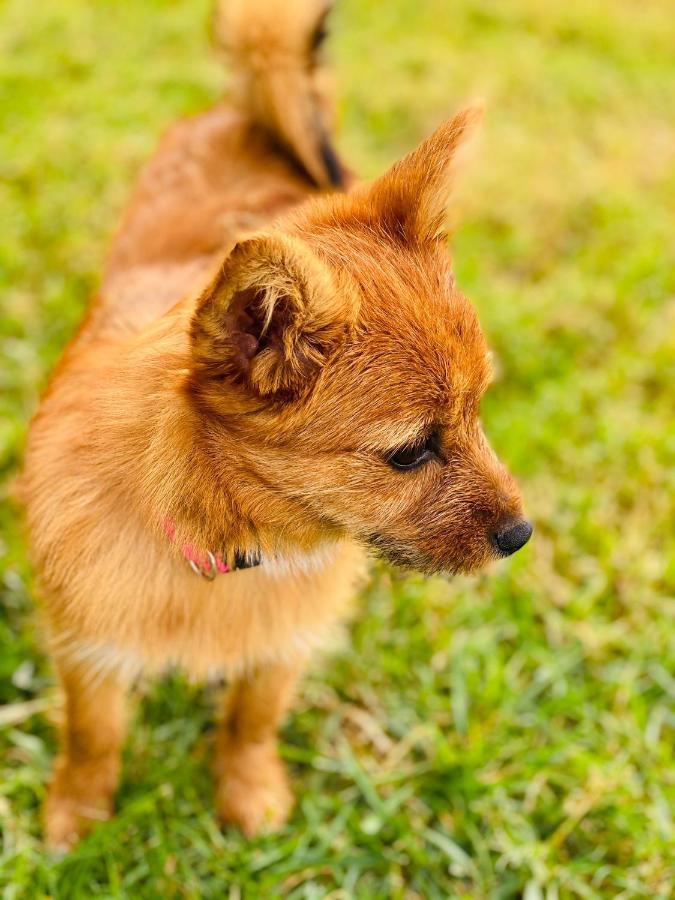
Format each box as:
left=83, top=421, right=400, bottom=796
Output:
left=357, top=276, right=490, bottom=400
left=307, top=286, right=491, bottom=453
left=289, top=279, right=491, bottom=453
left=328, top=229, right=490, bottom=393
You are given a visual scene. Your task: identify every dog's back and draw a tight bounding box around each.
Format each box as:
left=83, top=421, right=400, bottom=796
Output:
left=92, top=0, right=344, bottom=337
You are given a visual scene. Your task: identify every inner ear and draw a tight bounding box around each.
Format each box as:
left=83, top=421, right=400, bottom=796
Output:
left=227, top=285, right=298, bottom=378
left=226, top=287, right=268, bottom=367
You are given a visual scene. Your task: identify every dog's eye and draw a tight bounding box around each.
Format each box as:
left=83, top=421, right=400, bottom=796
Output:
left=386, top=433, right=439, bottom=472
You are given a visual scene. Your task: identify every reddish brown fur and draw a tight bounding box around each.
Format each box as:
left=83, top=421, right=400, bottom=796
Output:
left=20, top=0, right=527, bottom=849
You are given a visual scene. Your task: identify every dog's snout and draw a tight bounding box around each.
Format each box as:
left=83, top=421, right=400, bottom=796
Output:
left=492, top=519, right=533, bottom=557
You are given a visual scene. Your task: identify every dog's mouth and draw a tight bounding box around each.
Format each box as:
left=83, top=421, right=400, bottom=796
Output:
left=365, top=532, right=430, bottom=571
left=364, top=532, right=468, bottom=576
left=364, top=530, right=503, bottom=577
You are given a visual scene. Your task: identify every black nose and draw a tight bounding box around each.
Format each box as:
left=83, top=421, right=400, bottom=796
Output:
left=492, top=520, right=533, bottom=556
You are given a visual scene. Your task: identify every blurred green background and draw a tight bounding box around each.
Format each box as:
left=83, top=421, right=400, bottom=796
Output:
left=1, top=0, right=674, bottom=896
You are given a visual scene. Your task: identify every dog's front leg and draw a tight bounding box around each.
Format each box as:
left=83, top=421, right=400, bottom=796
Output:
left=44, top=664, right=127, bottom=851
left=214, top=659, right=304, bottom=837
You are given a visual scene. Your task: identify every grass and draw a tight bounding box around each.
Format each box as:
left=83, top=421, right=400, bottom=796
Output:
left=1, top=0, right=674, bottom=896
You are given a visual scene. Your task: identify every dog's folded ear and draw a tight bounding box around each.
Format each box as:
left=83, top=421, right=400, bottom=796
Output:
left=362, top=104, right=483, bottom=243
left=191, top=233, right=352, bottom=398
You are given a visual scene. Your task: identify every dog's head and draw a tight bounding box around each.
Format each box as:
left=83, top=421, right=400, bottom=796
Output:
left=190, top=107, right=531, bottom=574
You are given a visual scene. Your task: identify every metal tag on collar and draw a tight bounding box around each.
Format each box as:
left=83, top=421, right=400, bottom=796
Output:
left=189, top=551, right=218, bottom=581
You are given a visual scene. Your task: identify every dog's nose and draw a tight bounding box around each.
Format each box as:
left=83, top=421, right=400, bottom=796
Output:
left=492, top=519, right=533, bottom=556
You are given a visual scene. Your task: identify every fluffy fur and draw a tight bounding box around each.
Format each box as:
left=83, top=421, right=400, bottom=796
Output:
left=20, top=0, right=529, bottom=849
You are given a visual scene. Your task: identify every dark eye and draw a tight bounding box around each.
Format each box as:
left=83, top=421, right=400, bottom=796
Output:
left=386, top=432, right=439, bottom=472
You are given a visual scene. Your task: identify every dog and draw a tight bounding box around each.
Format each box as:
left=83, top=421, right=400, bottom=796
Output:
left=20, top=0, right=532, bottom=849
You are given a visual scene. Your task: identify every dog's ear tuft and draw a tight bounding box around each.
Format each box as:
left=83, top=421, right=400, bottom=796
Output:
left=191, top=233, right=351, bottom=398
left=364, top=104, right=483, bottom=242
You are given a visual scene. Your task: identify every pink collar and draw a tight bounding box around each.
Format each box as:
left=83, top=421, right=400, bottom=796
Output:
left=162, top=519, right=261, bottom=580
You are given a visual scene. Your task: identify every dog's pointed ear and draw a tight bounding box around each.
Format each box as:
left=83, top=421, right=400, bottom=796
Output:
left=364, top=104, right=483, bottom=242
left=191, top=233, right=352, bottom=397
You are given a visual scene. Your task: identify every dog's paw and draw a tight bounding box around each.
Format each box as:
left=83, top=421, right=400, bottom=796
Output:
left=215, top=740, right=293, bottom=837
left=43, top=757, right=115, bottom=851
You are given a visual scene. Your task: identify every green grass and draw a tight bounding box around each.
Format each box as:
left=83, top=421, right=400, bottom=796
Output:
left=1, top=0, right=674, bottom=896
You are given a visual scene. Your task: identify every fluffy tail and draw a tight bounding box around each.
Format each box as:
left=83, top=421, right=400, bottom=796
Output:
left=214, top=0, right=345, bottom=189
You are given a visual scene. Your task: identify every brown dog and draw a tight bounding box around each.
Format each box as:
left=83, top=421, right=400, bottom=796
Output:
left=20, top=0, right=531, bottom=849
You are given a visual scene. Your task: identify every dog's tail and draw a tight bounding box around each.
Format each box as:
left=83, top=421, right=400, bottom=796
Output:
left=214, top=0, right=345, bottom=189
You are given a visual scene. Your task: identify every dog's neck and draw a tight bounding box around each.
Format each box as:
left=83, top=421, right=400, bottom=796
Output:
left=113, top=309, right=330, bottom=565
left=161, top=516, right=261, bottom=578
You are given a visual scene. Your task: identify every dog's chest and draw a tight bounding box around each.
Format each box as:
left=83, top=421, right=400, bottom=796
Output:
left=52, top=540, right=365, bottom=683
